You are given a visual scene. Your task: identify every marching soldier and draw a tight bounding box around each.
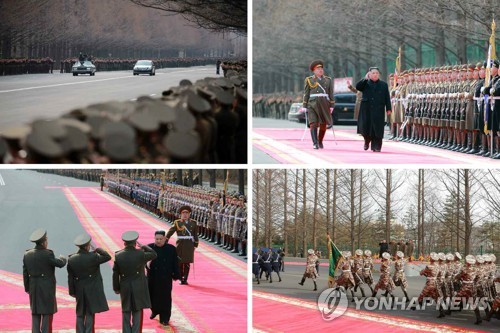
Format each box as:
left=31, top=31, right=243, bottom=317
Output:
left=270, top=249, right=282, bottom=282
left=414, top=252, right=444, bottom=318
left=302, top=60, right=334, bottom=149
left=444, top=253, right=455, bottom=314
left=113, top=231, right=157, bottom=333
left=452, top=252, right=463, bottom=293
left=484, top=273, right=499, bottom=321
left=436, top=253, right=449, bottom=310
left=67, top=234, right=111, bottom=333
left=252, top=248, right=261, bottom=284
left=393, top=251, right=409, bottom=300
left=23, top=229, right=67, bottom=333
left=260, top=249, right=273, bottom=282
left=333, top=251, right=356, bottom=298
left=372, top=252, right=395, bottom=299
left=166, top=205, right=199, bottom=285
left=352, top=249, right=366, bottom=297
left=455, top=255, right=482, bottom=324
left=298, top=249, right=319, bottom=291
left=362, top=250, right=374, bottom=293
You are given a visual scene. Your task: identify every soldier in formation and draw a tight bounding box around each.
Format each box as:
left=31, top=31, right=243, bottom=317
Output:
left=352, top=249, right=366, bottom=297
left=1, top=71, right=247, bottom=164
left=393, top=61, right=500, bottom=158
left=372, top=252, right=396, bottom=299
left=67, top=234, right=111, bottom=333
left=392, top=251, right=409, bottom=300
left=23, top=229, right=67, bottom=333
left=298, top=249, right=319, bottom=291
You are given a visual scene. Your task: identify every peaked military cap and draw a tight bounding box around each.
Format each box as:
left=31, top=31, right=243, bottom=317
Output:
left=74, top=233, right=91, bottom=246
left=309, top=60, right=324, bottom=71
left=122, top=230, right=139, bottom=242
left=30, top=228, right=47, bottom=243
left=179, top=205, right=192, bottom=213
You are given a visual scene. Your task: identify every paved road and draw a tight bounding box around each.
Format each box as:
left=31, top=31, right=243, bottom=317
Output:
left=253, top=258, right=498, bottom=332
left=0, top=65, right=217, bottom=131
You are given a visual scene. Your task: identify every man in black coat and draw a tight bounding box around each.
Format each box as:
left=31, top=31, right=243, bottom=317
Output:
left=113, top=231, right=157, bottom=333
left=356, top=67, right=392, bottom=152
left=23, top=229, right=67, bottom=333
left=67, top=234, right=111, bottom=333
left=379, top=239, right=388, bottom=258
left=147, top=230, right=180, bottom=326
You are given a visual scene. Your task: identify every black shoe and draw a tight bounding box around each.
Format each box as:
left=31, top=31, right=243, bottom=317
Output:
left=313, top=144, right=319, bottom=149
left=160, top=321, right=169, bottom=326
left=318, top=142, right=324, bottom=149
left=364, top=143, right=369, bottom=150
left=373, top=149, right=381, bottom=152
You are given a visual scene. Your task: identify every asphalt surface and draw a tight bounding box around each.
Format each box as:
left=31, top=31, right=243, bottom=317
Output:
left=0, top=65, right=218, bottom=131
left=0, top=169, right=246, bottom=303
left=253, top=257, right=499, bottom=332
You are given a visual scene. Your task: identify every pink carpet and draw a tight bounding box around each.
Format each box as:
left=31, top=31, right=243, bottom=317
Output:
left=63, top=187, right=247, bottom=333
left=253, top=291, right=486, bottom=333
left=253, top=128, right=497, bottom=165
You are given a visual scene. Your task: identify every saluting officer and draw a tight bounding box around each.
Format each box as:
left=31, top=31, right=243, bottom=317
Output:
left=67, top=234, right=111, bottom=333
left=113, top=231, right=157, bottom=333
left=23, top=229, right=67, bottom=333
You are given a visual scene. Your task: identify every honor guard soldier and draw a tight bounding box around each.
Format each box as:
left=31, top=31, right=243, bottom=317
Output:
left=260, top=248, right=273, bottom=282
left=393, top=251, right=409, bottom=300
left=352, top=249, right=366, bottom=297
left=302, top=60, right=334, bottom=149
left=372, top=252, right=396, bottom=299
left=298, top=249, right=319, bottom=291
left=270, top=249, right=282, bottom=282
left=456, top=255, right=482, bottom=324
left=414, top=252, right=443, bottom=317
left=67, top=234, right=111, bottom=333
left=252, top=248, right=261, bottom=284
left=362, top=250, right=374, bottom=293
left=334, top=251, right=356, bottom=298
left=113, top=231, right=157, bottom=333
left=23, top=229, right=67, bottom=333
left=166, top=205, right=199, bottom=285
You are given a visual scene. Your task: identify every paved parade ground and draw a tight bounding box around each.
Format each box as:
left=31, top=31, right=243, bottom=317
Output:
left=0, top=65, right=217, bottom=132
left=253, top=118, right=500, bottom=166
left=0, top=170, right=247, bottom=332
left=252, top=257, right=498, bottom=332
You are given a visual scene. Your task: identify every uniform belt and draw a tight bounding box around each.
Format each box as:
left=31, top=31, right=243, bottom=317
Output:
left=264, top=261, right=270, bottom=263
left=29, top=274, right=46, bottom=278
left=121, top=271, right=140, bottom=277
left=252, top=262, right=259, bottom=264
left=75, top=274, right=94, bottom=280
left=177, top=236, right=193, bottom=240
left=310, top=93, right=329, bottom=98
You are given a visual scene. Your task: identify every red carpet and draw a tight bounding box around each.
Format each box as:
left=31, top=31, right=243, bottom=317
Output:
left=253, top=291, right=486, bottom=333
left=0, top=188, right=246, bottom=332
left=253, top=128, right=497, bottom=165
left=64, top=187, right=247, bottom=333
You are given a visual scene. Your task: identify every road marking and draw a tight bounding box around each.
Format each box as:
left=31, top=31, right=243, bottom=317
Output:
left=149, top=94, right=156, bottom=96
left=129, top=98, right=137, bottom=101
left=0, top=67, right=210, bottom=94
left=0, top=173, right=5, bottom=186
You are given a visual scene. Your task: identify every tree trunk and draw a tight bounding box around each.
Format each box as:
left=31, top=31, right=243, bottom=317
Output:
left=417, top=170, right=422, bottom=256
left=294, top=170, right=299, bottom=257
left=313, top=169, right=318, bottom=250
left=302, top=169, right=307, bottom=257
left=350, top=169, right=355, bottom=254
left=456, top=170, right=460, bottom=252
left=255, top=170, right=260, bottom=246
left=357, top=170, right=363, bottom=248
left=464, top=169, right=471, bottom=255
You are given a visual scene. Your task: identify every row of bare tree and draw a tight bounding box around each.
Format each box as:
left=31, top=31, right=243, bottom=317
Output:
left=253, top=169, right=499, bottom=258
left=254, top=0, right=497, bottom=93
left=0, top=0, right=244, bottom=66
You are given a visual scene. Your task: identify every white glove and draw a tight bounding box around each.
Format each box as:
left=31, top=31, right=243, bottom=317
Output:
left=480, top=87, right=485, bottom=94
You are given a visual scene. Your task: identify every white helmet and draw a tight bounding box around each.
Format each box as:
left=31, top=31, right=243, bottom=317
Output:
left=355, top=249, right=363, bottom=256
left=430, top=253, right=439, bottom=261
left=454, top=252, right=462, bottom=260
left=446, top=253, right=454, bottom=261
left=382, top=252, right=391, bottom=260
left=364, top=250, right=372, bottom=257
left=465, top=255, right=476, bottom=265
left=308, top=249, right=314, bottom=255
left=438, top=253, right=446, bottom=261
left=396, top=251, right=404, bottom=258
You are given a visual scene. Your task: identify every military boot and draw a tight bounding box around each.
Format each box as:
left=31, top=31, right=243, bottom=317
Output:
left=473, top=308, right=482, bottom=325
left=311, top=128, right=319, bottom=149
left=298, top=277, right=305, bottom=286
left=318, top=127, right=326, bottom=149
left=232, top=239, right=240, bottom=253
left=313, top=281, right=317, bottom=291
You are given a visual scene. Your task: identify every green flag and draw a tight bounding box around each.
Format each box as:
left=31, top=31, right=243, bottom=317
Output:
left=328, top=239, right=342, bottom=287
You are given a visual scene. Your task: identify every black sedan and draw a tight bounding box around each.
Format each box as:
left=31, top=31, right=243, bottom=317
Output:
left=133, top=60, right=155, bottom=76
left=332, top=93, right=356, bottom=124
left=72, top=60, right=96, bottom=76
left=287, top=103, right=306, bottom=123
